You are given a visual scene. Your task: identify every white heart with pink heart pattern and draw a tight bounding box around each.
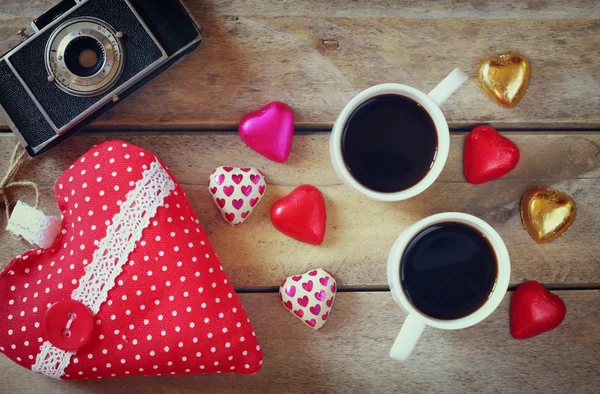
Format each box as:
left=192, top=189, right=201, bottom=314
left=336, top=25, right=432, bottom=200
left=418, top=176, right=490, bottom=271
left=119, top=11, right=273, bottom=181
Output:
left=279, top=269, right=337, bottom=330
left=208, top=166, right=267, bottom=226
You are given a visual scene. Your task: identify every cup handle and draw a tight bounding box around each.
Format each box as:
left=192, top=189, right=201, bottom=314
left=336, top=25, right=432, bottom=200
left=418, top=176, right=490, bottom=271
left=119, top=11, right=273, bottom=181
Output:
left=428, top=68, right=468, bottom=107
left=390, top=314, right=426, bottom=361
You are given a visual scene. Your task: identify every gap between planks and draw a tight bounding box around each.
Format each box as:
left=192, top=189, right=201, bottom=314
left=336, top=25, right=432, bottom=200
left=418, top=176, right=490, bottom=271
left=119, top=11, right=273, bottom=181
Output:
left=2, top=127, right=600, bottom=134
left=234, top=285, right=600, bottom=294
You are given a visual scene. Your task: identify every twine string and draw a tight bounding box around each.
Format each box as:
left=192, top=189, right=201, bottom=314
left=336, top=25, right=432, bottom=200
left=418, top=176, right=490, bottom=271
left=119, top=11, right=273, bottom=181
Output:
left=0, top=143, right=39, bottom=221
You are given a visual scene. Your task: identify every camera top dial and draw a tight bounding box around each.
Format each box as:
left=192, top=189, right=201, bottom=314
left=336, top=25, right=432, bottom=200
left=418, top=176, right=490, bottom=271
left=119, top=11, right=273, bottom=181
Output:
left=45, top=17, right=125, bottom=97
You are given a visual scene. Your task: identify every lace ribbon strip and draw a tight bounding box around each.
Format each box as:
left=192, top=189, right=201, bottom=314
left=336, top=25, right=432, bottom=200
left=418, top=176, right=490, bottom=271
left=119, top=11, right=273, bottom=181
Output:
left=31, top=159, right=175, bottom=379
left=6, top=201, right=61, bottom=248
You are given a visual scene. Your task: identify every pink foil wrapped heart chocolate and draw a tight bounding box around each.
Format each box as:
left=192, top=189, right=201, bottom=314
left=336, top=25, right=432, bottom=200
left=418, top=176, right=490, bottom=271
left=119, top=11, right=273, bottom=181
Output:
left=238, top=102, right=295, bottom=163
left=209, top=166, right=267, bottom=226
left=279, top=269, right=336, bottom=330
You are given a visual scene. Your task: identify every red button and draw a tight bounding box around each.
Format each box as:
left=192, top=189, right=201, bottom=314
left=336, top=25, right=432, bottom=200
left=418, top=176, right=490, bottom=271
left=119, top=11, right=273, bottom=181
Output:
left=43, top=300, right=94, bottom=351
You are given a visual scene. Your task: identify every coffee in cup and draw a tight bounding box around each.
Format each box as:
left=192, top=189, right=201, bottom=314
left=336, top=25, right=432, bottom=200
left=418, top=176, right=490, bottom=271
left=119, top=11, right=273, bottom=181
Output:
left=401, top=221, right=497, bottom=320
left=330, top=69, right=468, bottom=201
left=387, top=213, right=510, bottom=360
left=342, top=94, right=438, bottom=193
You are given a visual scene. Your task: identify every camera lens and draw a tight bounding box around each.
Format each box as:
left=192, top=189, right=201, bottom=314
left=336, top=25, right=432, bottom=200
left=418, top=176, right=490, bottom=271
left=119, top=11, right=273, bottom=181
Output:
left=63, top=36, right=106, bottom=77
left=46, top=17, right=125, bottom=96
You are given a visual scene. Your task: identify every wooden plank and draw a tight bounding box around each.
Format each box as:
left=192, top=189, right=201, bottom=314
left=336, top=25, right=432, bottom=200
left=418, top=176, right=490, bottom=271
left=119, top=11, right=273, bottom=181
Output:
left=1, top=133, right=599, bottom=288
left=1, top=1, right=599, bottom=129
left=0, top=291, right=598, bottom=393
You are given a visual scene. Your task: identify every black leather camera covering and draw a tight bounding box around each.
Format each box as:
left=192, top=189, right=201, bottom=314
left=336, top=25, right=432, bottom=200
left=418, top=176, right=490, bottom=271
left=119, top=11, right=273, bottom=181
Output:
left=129, top=0, right=200, bottom=56
left=8, top=0, right=164, bottom=129
left=0, top=61, right=56, bottom=148
left=0, top=0, right=200, bottom=155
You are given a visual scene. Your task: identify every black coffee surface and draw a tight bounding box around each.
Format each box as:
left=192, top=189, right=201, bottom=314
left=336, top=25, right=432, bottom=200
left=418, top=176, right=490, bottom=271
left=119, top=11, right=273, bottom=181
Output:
left=341, top=94, right=437, bottom=193
left=401, top=222, right=497, bottom=320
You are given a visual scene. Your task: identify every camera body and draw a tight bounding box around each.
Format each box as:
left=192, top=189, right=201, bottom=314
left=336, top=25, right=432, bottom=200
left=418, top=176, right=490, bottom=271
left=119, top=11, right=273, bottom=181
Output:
left=0, top=0, right=202, bottom=156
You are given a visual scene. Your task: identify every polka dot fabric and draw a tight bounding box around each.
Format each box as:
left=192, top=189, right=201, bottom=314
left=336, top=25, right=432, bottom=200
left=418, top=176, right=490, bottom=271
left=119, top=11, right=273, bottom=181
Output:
left=0, top=141, right=263, bottom=379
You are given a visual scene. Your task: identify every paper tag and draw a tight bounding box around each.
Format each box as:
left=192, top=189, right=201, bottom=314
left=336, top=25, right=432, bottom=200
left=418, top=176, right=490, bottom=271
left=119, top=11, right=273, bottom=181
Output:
left=6, top=201, right=60, bottom=249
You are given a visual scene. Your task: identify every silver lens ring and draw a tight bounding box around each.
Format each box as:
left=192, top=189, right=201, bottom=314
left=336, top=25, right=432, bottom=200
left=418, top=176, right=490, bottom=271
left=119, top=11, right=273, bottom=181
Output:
left=45, top=17, right=124, bottom=97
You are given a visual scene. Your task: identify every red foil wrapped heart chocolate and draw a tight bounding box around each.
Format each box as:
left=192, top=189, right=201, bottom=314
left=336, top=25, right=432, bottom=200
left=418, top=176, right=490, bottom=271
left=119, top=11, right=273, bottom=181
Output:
left=510, top=281, right=566, bottom=339
left=270, top=185, right=327, bottom=245
left=0, top=141, right=263, bottom=380
left=464, top=126, right=520, bottom=184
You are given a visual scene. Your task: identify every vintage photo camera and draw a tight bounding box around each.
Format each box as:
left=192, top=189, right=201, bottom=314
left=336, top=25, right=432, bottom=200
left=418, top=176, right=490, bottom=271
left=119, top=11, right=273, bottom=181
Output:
left=0, top=0, right=202, bottom=156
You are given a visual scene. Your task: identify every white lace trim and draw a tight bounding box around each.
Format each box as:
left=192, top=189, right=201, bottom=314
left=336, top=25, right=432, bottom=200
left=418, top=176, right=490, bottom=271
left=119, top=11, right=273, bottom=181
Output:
left=32, top=159, right=175, bottom=379
left=71, top=160, right=175, bottom=314
left=31, top=342, right=74, bottom=379
left=6, top=201, right=61, bottom=248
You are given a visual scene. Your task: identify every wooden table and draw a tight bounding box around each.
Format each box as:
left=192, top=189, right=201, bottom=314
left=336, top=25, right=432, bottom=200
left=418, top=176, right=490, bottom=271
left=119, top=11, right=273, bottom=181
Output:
left=1, top=1, right=599, bottom=392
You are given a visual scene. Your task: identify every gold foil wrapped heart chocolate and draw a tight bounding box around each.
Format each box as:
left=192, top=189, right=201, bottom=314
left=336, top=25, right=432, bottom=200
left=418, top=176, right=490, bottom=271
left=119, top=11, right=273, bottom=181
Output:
left=477, top=53, right=531, bottom=108
left=520, top=187, right=576, bottom=244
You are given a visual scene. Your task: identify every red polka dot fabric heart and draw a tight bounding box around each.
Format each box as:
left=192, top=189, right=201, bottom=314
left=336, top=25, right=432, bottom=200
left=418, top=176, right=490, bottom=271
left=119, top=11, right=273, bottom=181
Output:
left=0, top=141, right=263, bottom=380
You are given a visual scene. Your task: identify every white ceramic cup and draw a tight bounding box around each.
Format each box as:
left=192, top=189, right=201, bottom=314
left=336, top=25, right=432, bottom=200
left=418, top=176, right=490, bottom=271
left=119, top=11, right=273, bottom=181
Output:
left=330, top=68, right=468, bottom=201
left=387, top=212, right=510, bottom=360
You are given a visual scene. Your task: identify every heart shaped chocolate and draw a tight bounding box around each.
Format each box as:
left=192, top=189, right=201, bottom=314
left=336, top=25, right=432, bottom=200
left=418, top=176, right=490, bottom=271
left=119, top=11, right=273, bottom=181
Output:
left=520, top=186, right=576, bottom=243
left=0, top=141, right=263, bottom=380
left=208, top=166, right=267, bottom=226
left=511, top=281, right=566, bottom=339
left=279, top=269, right=336, bottom=330
left=477, top=53, right=531, bottom=108
left=464, top=126, right=520, bottom=184
left=238, top=102, right=295, bottom=163
left=270, top=185, right=327, bottom=245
